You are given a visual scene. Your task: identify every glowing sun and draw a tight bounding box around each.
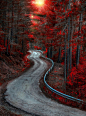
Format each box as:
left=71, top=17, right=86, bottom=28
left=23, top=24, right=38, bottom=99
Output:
left=35, top=0, right=44, bottom=7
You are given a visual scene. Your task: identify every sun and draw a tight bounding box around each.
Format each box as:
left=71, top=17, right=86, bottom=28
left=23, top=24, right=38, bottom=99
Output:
left=35, top=0, right=44, bottom=7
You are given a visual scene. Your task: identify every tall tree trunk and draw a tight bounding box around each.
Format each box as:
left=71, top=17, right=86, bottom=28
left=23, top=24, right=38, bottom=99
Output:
left=42, top=46, right=46, bottom=51
left=64, top=30, right=67, bottom=85
left=6, top=37, right=9, bottom=55
left=50, top=40, right=52, bottom=58
left=76, top=45, right=80, bottom=66
left=67, top=17, right=70, bottom=77
left=10, top=0, right=14, bottom=54
left=2, top=8, right=6, bottom=47
left=21, top=39, right=24, bottom=53
left=76, top=12, right=83, bottom=66
left=57, top=46, right=61, bottom=63
left=64, top=19, right=67, bottom=93
left=67, top=0, right=71, bottom=77
left=10, top=0, right=14, bottom=42
left=70, top=16, right=74, bottom=70
left=47, top=48, right=50, bottom=58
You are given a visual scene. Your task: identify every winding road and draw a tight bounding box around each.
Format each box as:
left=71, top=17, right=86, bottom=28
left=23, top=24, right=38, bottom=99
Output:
left=4, top=50, right=86, bottom=116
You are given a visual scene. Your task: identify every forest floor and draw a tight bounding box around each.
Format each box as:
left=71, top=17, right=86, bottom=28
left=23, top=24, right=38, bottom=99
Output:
left=0, top=52, right=34, bottom=116
left=0, top=52, right=33, bottom=86
left=39, top=60, right=86, bottom=111
left=0, top=51, right=86, bottom=116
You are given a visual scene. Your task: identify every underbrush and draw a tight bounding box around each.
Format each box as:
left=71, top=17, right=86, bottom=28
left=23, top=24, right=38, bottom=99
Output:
left=0, top=52, right=31, bottom=86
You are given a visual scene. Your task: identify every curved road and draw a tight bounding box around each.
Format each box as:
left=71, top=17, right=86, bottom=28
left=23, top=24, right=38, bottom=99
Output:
left=4, top=50, right=86, bottom=116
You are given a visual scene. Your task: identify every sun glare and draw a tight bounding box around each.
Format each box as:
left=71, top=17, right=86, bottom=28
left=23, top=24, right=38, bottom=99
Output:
left=35, top=0, right=44, bottom=7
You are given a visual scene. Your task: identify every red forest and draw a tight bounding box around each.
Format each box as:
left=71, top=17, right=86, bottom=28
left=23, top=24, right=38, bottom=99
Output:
left=28, top=0, right=86, bottom=109
left=0, top=0, right=86, bottom=113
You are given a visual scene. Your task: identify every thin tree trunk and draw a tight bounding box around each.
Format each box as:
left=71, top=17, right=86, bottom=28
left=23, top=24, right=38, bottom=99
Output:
left=57, top=46, right=61, bottom=63
left=67, top=16, right=70, bottom=77
left=42, top=46, right=46, bottom=51
left=50, top=40, right=52, bottom=58
left=21, top=39, right=24, bottom=53
left=76, top=12, right=83, bottom=66
left=2, top=9, right=6, bottom=47
left=6, top=37, right=9, bottom=55
left=64, top=19, right=67, bottom=94
left=6, top=0, right=10, bottom=55
left=10, top=0, right=14, bottom=54
left=76, top=45, right=80, bottom=66
left=47, top=48, right=50, bottom=58
left=67, top=0, right=71, bottom=77
left=70, top=16, right=74, bottom=70
left=64, top=30, right=67, bottom=84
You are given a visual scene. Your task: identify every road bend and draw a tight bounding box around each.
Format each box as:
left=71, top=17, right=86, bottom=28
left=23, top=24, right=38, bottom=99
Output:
left=4, top=50, right=86, bottom=116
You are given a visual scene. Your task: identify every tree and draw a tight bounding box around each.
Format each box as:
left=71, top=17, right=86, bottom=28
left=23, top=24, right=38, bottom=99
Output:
left=0, top=0, right=32, bottom=57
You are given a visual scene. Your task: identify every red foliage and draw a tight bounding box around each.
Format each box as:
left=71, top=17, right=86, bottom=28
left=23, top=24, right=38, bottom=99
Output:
left=29, top=0, right=86, bottom=110
left=0, top=82, right=2, bottom=86
left=28, top=34, right=34, bottom=38
left=34, top=46, right=42, bottom=50
left=67, top=55, right=86, bottom=99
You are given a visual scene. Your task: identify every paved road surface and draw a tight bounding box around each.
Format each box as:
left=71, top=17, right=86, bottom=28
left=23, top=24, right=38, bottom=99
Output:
left=4, top=50, right=86, bottom=116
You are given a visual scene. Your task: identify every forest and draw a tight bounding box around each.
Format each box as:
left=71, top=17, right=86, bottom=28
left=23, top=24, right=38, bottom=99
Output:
left=0, top=0, right=86, bottom=114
